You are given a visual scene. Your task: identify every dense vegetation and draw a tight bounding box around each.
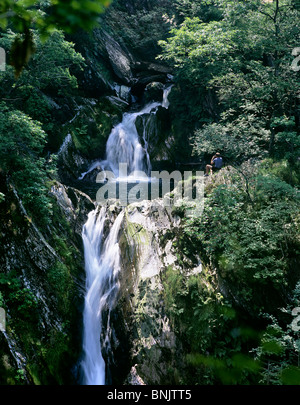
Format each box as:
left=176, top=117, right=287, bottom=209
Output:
left=160, top=0, right=300, bottom=385
left=0, top=7, right=87, bottom=224
left=0, top=0, right=111, bottom=385
left=0, top=0, right=299, bottom=386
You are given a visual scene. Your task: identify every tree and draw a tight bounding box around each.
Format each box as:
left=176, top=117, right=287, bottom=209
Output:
left=159, top=0, right=300, bottom=164
left=0, top=29, right=85, bottom=93
left=0, top=0, right=111, bottom=75
left=0, top=102, right=54, bottom=224
left=183, top=161, right=300, bottom=312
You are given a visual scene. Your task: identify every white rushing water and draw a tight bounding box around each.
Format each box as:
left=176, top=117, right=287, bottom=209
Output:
left=79, top=84, right=172, bottom=385
left=104, top=101, right=160, bottom=177
left=79, top=85, right=172, bottom=180
left=80, top=207, right=124, bottom=385
left=79, top=102, right=160, bottom=180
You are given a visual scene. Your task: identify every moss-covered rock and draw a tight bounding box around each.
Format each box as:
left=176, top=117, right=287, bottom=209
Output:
left=68, top=97, right=123, bottom=160
left=104, top=199, right=198, bottom=385
left=0, top=176, right=93, bottom=385
left=144, top=82, right=164, bottom=103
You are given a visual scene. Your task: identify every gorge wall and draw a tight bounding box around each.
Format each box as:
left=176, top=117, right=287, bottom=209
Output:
left=0, top=177, right=205, bottom=385
left=1, top=0, right=299, bottom=387
left=106, top=199, right=197, bottom=385
left=0, top=0, right=203, bottom=385
left=0, top=177, right=94, bottom=384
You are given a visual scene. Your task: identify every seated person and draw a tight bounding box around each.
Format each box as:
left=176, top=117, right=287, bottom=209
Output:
left=205, top=152, right=223, bottom=176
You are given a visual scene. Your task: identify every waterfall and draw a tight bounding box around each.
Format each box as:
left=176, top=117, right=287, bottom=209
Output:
left=80, top=207, right=124, bottom=385
left=162, top=85, right=172, bottom=109
left=79, top=85, right=172, bottom=180
left=104, top=101, right=160, bottom=177
left=79, top=102, right=160, bottom=180
left=79, top=84, right=172, bottom=385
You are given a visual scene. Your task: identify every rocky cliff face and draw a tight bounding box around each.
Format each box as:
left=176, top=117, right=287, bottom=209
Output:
left=99, top=198, right=202, bottom=385
left=57, top=0, right=176, bottom=186
left=0, top=176, right=203, bottom=385
left=0, top=176, right=94, bottom=384
left=120, top=200, right=183, bottom=385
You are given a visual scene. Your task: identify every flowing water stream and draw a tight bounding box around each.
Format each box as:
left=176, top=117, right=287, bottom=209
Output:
left=79, top=85, right=172, bottom=181
left=79, top=85, right=172, bottom=385
left=80, top=207, right=124, bottom=385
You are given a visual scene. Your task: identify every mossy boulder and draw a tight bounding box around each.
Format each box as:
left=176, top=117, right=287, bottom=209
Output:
left=135, top=105, right=173, bottom=162
left=68, top=97, right=123, bottom=160
left=144, top=82, right=164, bottom=103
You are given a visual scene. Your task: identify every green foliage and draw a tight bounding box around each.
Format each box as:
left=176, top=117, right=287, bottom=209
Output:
left=192, top=113, right=271, bottom=164
left=0, top=102, right=54, bottom=224
left=169, top=158, right=300, bottom=384
left=0, top=271, right=39, bottom=322
left=159, top=5, right=300, bottom=385
left=162, top=265, right=261, bottom=384
left=159, top=0, right=300, bottom=164
left=259, top=159, right=300, bottom=187
left=174, top=0, right=222, bottom=21
left=187, top=352, right=261, bottom=385
left=0, top=0, right=111, bottom=75
left=102, top=0, right=175, bottom=62
left=68, top=98, right=122, bottom=159
left=253, top=282, right=300, bottom=385
left=15, top=369, right=26, bottom=383
left=0, top=29, right=85, bottom=97
left=184, top=166, right=300, bottom=307
left=0, top=103, right=46, bottom=169
left=42, top=327, right=70, bottom=384
left=0, top=27, right=88, bottom=163
left=47, top=231, right=79, bottom=316
left=159, top=16, right=238, bottom=68
left=0, top=27, right=85, bottom=226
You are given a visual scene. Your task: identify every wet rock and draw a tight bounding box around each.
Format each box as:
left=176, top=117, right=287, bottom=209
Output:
left=144, top=82, right=164, bottom=103
left=125, top=366, right=146, bottom=385
left=57, top=133, right=90, bottom=184
left=115, top=84, right=132, bottom=104
left=135, top=105, right=172, bottom=162
left=104, top=33, right=135, bottom=85
left=51, top=182, right=95, bottom=236
left=107, top=199, right=185, bottom=385
left=0, top=179, right=93, bottom=384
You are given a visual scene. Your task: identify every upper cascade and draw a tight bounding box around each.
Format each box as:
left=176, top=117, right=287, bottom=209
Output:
left=79, top=85, right=172, bottom=181
left=104, top=101, right=161, bottom=178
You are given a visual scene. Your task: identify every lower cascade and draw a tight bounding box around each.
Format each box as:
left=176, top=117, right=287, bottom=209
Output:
left=80, top=207, right=124, bottom=385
